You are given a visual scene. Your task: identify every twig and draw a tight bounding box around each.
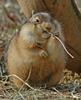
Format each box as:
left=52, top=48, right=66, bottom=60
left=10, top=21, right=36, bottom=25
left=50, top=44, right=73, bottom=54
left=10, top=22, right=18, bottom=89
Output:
left=6, top=74, right=35, bottom=90
left=54, top=36, right=74, bottom=59
left=52, top=87, right=64, bottom=97
left=71, top=92, right=80, bottom=99
left=71, top=81, right=80, bottom=99
left=3, top=6, right=17, bottom=24
left=18, top=92, right=25, bottom=100
left=33, top=94, right=38, bottom=100
left=18, top=67, right=32, bottom=91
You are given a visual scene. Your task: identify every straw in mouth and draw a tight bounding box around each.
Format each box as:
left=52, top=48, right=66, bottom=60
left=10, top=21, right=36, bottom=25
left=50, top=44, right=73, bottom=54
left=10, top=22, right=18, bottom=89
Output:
left=49, top=32, right=74, bottom=59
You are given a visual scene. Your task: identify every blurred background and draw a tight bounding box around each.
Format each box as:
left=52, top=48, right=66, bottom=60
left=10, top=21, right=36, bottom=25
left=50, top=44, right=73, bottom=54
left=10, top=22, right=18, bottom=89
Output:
left=0, top=1, right=81, bottom=100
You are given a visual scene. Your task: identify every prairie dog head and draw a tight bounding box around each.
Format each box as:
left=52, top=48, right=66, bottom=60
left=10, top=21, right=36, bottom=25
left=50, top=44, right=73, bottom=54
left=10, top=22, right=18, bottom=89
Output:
left=29, top=12, right=55, bottom=32
left=19, top=22, right=51, bottom=48
left=19, top=12, right=64, bottom=48
left=29, top=12, right=64, bottom=41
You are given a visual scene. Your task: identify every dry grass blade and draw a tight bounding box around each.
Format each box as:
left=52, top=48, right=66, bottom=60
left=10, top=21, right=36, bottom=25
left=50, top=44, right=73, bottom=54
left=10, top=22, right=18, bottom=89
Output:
left=71, top=80, right=80, bottom=99
left=6, top=74, right=35, bottom=90
left=52, top=87, right=65, bottom=99
left=54, top=36, right=74, bottom=59
left=18, top=66, right=32, bottom=92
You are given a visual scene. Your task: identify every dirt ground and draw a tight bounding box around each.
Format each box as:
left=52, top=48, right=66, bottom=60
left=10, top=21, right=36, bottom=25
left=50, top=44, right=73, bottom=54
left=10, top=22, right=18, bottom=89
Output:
left=0, top=0, right=81, bottom=100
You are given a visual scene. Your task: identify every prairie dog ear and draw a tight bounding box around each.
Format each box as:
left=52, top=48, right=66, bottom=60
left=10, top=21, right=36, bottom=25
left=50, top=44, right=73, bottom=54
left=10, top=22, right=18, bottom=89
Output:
left=31, top=10, right=36, bottom=17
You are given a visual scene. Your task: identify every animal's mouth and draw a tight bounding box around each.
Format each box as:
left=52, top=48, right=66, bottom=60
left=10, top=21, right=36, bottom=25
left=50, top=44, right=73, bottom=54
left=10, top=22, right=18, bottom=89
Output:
left=42, top=30, right=51, bottom=39
left=35, top=30, right=51, bottom=48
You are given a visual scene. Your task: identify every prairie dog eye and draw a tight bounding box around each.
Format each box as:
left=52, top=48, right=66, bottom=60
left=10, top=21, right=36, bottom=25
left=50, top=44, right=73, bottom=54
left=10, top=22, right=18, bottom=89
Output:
left=34, top=17, right=42, bottom=24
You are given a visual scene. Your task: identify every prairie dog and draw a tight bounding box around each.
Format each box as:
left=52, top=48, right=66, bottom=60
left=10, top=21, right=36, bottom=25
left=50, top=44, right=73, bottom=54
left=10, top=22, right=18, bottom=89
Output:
left=30, top=12, right=64, bottom=40
left=7, top=12, right=66, bottom=88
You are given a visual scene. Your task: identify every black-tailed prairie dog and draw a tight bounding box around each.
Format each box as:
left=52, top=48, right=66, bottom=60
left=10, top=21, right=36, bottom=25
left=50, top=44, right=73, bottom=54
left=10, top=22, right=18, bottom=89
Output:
left=7, top=12, right=66, bottom=88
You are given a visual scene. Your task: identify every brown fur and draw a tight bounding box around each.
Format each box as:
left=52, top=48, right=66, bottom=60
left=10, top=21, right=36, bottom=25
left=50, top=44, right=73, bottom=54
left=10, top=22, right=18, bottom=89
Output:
left=7, top=13, right=66, bottom=88
left=17, top=0, right=81, bottom=73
